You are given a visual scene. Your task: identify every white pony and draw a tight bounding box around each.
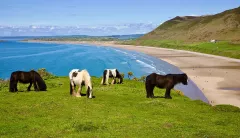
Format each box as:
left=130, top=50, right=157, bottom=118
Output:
left=101, top=69, right=123, bottom=85
left=69, top=69, right=93, bottom=98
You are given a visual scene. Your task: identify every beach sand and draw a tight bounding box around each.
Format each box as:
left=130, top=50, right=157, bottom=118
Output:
left=26, top=40, right=240, bottom=107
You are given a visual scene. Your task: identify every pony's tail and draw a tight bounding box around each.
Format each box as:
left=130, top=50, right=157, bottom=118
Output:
left=34, top=71, right=47, bottom=91
left=102, top=70, right=107, bottom=85
left=9, top=72, right=15, bottom=92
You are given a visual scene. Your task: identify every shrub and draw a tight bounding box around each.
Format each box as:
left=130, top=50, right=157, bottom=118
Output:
left=139, top=75, right=146, bottom=82
left=37, top=68, right=57, bottom=80
left=0, top=79, right=9, bottom=91
left=127, top=72, right=133, bottom=80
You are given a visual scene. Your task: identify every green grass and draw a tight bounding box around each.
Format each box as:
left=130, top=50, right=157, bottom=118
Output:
left=0, top=77, right=239, bottom=137
left=122, top=40, right=240, bottom=59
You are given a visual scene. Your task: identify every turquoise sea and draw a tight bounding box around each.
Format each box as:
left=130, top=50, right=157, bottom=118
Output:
left=0, top=40, right=208, bottom=103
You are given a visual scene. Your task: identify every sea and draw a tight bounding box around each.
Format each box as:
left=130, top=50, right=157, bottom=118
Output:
left=0, top=36, right=208, bottom=103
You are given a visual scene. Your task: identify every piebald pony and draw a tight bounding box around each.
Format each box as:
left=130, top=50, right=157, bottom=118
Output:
left=101, top=69, right=123, bottom=85
left=69, top=69, right=93, bottom=98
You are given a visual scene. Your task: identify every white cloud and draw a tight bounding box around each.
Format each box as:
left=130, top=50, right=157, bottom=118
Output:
left=0, top=23, right=158, bottom=36
left=189, top=14, right=199, bottom=16
left=50, top=27, right=55, bottom=30
left=31, top=25, right=37, bottom=29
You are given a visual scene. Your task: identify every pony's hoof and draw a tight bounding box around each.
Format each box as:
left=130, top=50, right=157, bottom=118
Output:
left=75, top=95, right=81, bottom=97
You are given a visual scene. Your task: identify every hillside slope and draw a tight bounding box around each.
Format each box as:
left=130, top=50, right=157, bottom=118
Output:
left=140, top=6, right=240, bottom=42
left=0, top=77, right=240, bottom=137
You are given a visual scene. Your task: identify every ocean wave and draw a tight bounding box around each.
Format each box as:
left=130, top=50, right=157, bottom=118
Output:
left=0, top=47, right=77, bottom=60
left=0, top=45, right=65, bottom=50
left=113, top=49, right=128, bottom=55
left=121, top=61, right=128, bottom=64
left=136, top=59, right=156, bottom=69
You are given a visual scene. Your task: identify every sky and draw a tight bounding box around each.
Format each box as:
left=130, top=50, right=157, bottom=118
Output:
left=0, top=0, right=240, bottom=36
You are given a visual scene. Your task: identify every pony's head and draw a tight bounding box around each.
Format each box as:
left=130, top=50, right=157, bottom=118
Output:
left=33, top=71, right=47, bottom=91
left=181, top=73, right=188, bottom=85
left=9, top=80, right=15, bottom=92
left=119, top=75, right=123, bottom=84
left=115, top=69, right=123, bottom=84
left=87, top=86, right=93, bottom=98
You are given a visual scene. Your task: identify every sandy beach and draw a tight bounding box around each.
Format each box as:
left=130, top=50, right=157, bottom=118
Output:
left=26, top=40, right=240, bottom=107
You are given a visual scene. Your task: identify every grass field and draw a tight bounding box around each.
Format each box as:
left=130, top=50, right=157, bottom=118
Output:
left=0, top=77, right=240, bottom=138
left=122, top=40, right=240, bottom=59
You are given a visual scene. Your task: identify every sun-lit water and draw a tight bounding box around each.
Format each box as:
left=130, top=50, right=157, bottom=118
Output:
left=0, top=41, right=208, bottom=103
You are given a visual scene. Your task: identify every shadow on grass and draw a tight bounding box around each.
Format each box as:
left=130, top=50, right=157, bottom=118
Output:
left=148, top=96, right=170, bottom=99
left=79, top=93, right=96, bottom=98
left=9, top=90, right=47, bottom=93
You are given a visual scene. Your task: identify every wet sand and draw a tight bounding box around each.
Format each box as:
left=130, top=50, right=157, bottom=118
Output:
left=26, top=40, right=240, bottom=107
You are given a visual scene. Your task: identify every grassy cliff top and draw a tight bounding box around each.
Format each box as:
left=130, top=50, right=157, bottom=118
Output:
left=0, top=76, right=239, bottom=137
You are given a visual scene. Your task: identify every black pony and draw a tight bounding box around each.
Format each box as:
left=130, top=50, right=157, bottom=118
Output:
left=145, top=73, right=188, bottom=99
left=9, top=70, right=47, bottom=92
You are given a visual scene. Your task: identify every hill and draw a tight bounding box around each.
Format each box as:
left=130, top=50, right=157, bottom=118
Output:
left=140, top=6, right=240, bottom=42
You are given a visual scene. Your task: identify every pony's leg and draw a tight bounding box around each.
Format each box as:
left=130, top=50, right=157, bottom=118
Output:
left=111, top=78, right=116, bottom=84
left=72, top=85, right=76, bottom=94
left=76, top=85, right=82, bottom=97
left=165, top=88, right=173, bottom=99
left=14, top=82, right=18, bottom=92
left=71, top=85, right=77, bottom=96
left=106, top=76, right=109, bottom=85
left=70, top=80, right=77, bottom=95
left=33, top=81, right=39, bottom=91
left=27, top=82, right=32, bottom=91
left=146, top=83, right=155, bottom=98
left=150, top=85, right=155, bottom=98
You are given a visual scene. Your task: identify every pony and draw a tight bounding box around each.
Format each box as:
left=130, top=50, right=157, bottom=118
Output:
left=210, top=39, right=217, bottom=43
left=145, top=73, right=188, bottom=99
left=101, top=69, right=123, bottom=85
left=9, top=70, right=47, bottom=92
left=69, top=69, right=93, bottom=98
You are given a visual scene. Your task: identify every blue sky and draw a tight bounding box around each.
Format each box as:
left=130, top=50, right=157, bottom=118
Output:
left=1, top=0, right=240, bottom=26
left=0, top=0, right=239, bottom=36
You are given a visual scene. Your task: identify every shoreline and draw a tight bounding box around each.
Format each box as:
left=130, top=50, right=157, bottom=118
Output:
left=24, top=40, right=240, bottom=107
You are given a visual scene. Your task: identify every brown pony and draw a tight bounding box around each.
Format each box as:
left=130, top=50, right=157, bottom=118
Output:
left=9, top=70, right=47, bottom=92
left=145, top=73, right=188, bottom=99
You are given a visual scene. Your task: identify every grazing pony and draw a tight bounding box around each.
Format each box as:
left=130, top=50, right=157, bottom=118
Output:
left=9, top=70, right=47, bottom=92
left=69, top=69, right=93, bottom=98
left=145, top=73, right=188, bottom=99
left=101, top=69, right=123, bottom=85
